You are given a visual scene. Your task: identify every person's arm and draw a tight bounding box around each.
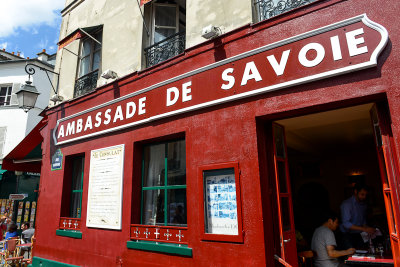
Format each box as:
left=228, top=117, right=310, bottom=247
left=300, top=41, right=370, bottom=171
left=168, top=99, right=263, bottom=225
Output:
left=341, top=202, right=354, bottom=231
left=326, top=246, right=355, bottom=258
left=348, top=224, right=376, bottom=234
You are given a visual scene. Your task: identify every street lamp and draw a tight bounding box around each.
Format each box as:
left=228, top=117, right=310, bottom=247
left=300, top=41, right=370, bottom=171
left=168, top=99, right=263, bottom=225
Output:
left=15, top=81, right=40, bottom=112
left=17, top=63, right=63, bottom=112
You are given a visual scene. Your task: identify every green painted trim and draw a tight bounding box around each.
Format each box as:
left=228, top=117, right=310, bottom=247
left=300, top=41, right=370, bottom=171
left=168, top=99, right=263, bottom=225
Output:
left=142, top=185, right=186, bottom=190
left=127, top=240, right=192, bottom=257
left=56, top=229, right=82, bottom=239
left=164, top=151, right=168, bottom=225
left=32, top=256, right=80, bottom=267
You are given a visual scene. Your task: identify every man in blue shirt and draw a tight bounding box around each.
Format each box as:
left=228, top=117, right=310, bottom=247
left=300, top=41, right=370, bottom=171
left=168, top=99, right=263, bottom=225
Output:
left=340, top=183, right=376, bottom=249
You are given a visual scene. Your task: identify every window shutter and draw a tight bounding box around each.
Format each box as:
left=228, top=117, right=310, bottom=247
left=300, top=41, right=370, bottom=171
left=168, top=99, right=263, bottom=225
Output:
left=0, top=127, right=7, bottom=159
left=10, top=83, right=21, bottom=106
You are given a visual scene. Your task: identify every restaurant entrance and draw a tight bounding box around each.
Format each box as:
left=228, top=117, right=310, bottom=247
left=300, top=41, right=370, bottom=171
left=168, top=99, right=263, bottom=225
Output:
left=268, top=103, right=400, bottom=267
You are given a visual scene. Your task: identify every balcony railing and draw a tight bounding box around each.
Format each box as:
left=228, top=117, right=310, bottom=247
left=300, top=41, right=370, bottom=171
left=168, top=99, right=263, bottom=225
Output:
left=74, top=69, right=99, bottom=98
left=254, top=0, right=317, bottom=21
left=144, top=31, right=185, bottom=68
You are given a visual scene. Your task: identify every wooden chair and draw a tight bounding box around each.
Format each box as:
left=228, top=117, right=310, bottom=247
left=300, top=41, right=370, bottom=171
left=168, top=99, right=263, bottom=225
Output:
left=21, top=236, right=35, bottom=267
left=298, top=250, right=314, bottom=267
left=0, top=237, right=24, bottom=267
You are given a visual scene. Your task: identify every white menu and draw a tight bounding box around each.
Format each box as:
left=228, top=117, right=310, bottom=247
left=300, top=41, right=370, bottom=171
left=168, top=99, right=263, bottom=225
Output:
left=86, top=144, right=125, bottom=229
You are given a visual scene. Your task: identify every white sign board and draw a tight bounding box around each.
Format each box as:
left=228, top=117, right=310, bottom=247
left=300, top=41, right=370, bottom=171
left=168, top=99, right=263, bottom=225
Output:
left=86, top=144, right=125, bottom=229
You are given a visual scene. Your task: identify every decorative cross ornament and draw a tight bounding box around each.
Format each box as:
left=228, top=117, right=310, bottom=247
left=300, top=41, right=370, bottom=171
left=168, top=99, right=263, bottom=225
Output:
left=133, top=227, right=140, bottom=238
left=176, top=230, right=184, bottom=242
left=74, top=221, right=78, bottom=229
left=144, top=228, right=151, bottom=238
left=68, top=220, right=72, bottom=228
left=164, top=229, right=172, bottom=240
left=154, top=228, right=160, bottom=239
left=63, top=220, right=67, bottom=228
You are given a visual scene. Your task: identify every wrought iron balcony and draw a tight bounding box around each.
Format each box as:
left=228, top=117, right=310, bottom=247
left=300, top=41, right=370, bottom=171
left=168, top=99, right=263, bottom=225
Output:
left=144, top=31, right=185, bottom=68
left=254, top=0, right=317, bottom=21
left=74, top=69, right=99, bottom=98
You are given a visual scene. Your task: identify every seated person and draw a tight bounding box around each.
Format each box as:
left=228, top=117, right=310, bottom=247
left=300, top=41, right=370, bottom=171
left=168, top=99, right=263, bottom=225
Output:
left=340, top=183, right=376, bottom=249
left=4, top=223, right=18, bottom=240
left=311, top=211, right=355, bottom=267
left=3, top=223, right=18, bottom=250
left=21, top=222, right=34, bottom=244
left=19, top=222, right=34, bottom=257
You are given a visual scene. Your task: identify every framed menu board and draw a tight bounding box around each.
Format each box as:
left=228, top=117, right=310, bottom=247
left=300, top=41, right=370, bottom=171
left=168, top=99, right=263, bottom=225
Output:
left=86, top=144, right=125, bottom=229
left=199, top=162, right=243, bottom=243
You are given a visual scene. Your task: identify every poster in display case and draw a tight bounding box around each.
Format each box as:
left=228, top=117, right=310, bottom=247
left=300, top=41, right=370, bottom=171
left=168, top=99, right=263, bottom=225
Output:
left=199, top=162, right=243, bottom=243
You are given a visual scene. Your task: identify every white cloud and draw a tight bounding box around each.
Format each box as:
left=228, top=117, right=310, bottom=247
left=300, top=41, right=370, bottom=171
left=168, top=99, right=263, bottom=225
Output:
left=0, top=0, right=65, bottom=38
left=0, top=42, right=7, bottom=49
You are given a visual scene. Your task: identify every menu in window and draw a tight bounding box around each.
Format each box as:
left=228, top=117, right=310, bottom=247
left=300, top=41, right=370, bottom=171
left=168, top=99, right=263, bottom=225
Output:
left=204, top=169, right=238, bottom=235
left=86, top=144, right=125, bottom=229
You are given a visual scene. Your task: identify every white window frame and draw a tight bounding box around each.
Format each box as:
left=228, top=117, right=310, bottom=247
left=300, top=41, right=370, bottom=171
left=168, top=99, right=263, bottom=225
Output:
left=151, top=3, right=179, bottom=45
left=0, top=85, right=13, bottom=106
left=77, top=31, right=102, bottom=79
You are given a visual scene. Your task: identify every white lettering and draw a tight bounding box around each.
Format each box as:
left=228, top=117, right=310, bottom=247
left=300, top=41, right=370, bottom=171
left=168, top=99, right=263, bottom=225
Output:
left=84, top=116, right=93, bottom=131
left=298, top=42, right=325, bottom=67
left=57, top=125, right=65, bottom=138
left=166, top=87, right=179, bottom=106
left=95, top=112, right=102, bottom=127
left=182, top=81, right=192, bottom=102
left=267, top=50, right=290, bottom=76
left=346, top=28, right=368, bottom=57
left=104, top=109, right=112, bottom=125
left=76, top=119, right=83, bottom=133
left=138, top=97, right=146, bottom=115
left=241, top=61, right=262, bottom=86
left=66, top=121, right=75, bottom=136
left=126, top=102, right=136, bottom=119
left=113, top=105, right=124, bottom=123
left=330, top=35, right=342, bottom=61
left=221, top=68, right=235, bottom=90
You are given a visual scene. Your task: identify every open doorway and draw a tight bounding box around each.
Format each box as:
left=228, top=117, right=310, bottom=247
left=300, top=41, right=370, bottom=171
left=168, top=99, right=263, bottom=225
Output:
left=270, top=103, right=399, bottom=266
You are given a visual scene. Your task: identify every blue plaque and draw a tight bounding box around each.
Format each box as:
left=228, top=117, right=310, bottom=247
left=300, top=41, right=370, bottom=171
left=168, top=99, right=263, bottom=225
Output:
left=51, top=149, right=63, bottom=171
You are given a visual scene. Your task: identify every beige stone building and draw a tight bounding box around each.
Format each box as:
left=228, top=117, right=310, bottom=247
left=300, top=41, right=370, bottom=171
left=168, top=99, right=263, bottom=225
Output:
left=54, top=0, right=266, bottom=102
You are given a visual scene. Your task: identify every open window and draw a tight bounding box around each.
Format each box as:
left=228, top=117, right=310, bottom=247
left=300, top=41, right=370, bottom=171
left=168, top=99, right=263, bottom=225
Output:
left=74, top=29, right=102, bottom=98
left=142, top=0, right=186, bottom=67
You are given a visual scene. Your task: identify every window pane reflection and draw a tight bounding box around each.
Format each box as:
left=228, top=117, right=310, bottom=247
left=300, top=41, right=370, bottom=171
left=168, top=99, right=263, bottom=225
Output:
left=167, top=189, right=187, bottom=226
left=143, top=189, right=165, bottom=225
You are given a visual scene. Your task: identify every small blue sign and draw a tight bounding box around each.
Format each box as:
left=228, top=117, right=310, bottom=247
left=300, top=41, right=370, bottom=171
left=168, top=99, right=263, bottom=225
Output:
left=51, top=149, right=63, bottom=171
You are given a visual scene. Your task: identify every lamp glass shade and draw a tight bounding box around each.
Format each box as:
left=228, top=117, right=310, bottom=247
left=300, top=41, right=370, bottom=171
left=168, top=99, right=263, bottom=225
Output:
left=15, top=83, right=40, bottom=112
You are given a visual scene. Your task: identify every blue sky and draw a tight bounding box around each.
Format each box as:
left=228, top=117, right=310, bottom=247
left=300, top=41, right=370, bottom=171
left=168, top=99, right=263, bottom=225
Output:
left=0, top=0, right=65, bottom=59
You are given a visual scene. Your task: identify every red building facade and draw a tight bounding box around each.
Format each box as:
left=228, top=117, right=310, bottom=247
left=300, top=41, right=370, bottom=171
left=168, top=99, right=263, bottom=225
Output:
left=32, top=0, right=400, bottom=266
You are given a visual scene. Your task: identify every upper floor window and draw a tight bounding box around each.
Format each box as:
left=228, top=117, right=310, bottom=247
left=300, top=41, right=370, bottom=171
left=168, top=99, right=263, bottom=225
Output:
left=141, top=139, right=187, bottom=226
left=253, top=0, right=318, bottom=22
left=0, top=86, right=12, bottom=106
left=143, top=0, right=186, bottom=68
left=74, top=30, right=102, bottom=98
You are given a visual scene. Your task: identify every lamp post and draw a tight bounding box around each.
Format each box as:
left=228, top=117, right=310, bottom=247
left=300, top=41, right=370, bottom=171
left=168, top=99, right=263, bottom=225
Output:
left=15, top=81, right=40, bottom=112
left=16, top=63, right=63, bottom=112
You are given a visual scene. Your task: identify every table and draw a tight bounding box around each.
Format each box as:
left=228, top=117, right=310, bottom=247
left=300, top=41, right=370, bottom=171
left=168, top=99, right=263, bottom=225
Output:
left=345, top=255, right=394, bottom=266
